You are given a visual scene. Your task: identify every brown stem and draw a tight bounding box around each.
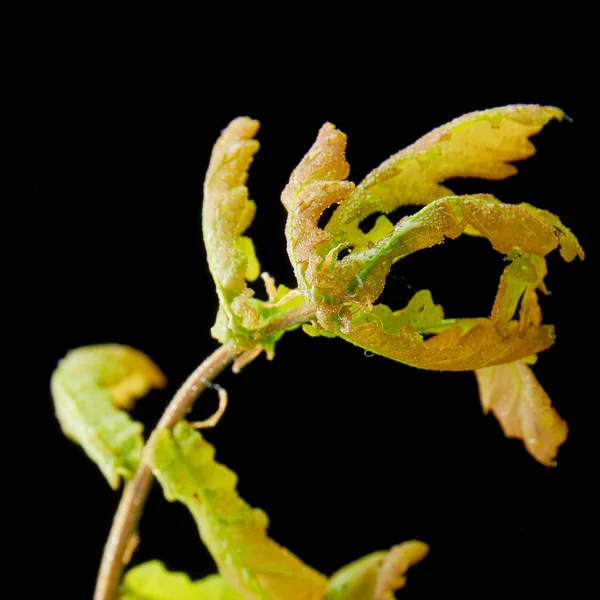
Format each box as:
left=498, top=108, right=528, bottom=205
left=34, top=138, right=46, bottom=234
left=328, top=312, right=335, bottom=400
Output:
left=93, top=344, right=236, bottom=600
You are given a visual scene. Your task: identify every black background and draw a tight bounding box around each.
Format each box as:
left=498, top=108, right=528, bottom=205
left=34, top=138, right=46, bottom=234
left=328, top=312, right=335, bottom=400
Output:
left=27, top=25, right=595, bottom=599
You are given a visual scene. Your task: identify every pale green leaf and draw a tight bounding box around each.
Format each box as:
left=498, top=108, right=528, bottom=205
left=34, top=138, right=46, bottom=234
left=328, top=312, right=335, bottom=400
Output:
left=148, top=421, right=327, bottom=600
left=120, top=560, right=243, bottom=599
left=238, top=236, right=261, bottom=282
left=51, top=344, right=166, bottom=489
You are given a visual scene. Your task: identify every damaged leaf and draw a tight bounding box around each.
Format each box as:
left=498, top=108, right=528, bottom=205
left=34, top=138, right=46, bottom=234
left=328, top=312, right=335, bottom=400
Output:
left=325, top=104, right=566, bottom=246
left=202, top=117, right=262, bottom=347
left=282, top=107, right=582, bottom=374
left=203, top=118, right=309, bottom=361
left=51, top=344, right=166, bottom=489
left=148, top=421, right=327, bottom=599
left=475, top=361, right=568, bottom=466
left=203, top=117, right=261, bottom=296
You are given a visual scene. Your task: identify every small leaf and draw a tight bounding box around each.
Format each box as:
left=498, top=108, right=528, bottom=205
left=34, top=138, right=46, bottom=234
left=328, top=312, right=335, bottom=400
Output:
left=202, top=118, right=264, bottom=347
left=350, top=290, right=444, bottom=334
left=282, top=122, right=355, bottom=305
left=373, top=542, right=429, bottom=599
left=203, top=119, right=307, bottom=356
left=325, top=541, right=428, bottom=600
left=203, top=117, right=261, bottom=295
left=51, top=344, right=166, bottom=489
left=475, top=360, right=568, bottom=465
left=326, top=104, right=565, bottom=245
left=120, top=560, right=243, bottom=599
left=148, top=421, right=327, bottom=599
left=238, top=235, right=261, bottom=282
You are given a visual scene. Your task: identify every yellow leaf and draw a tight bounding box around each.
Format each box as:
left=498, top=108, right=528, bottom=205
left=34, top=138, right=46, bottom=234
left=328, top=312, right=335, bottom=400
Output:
left=325, top=104, right=565, bottom=245
left=51, top=344, right=166, bottom=489
left=475, top=361, right=568, bottom=465
left=149, top=422, right=327, bottom=599
left=281, top=109, right=582, bottom=373
left=374, top=542, right=429, bottom=599
left=203, top=117, right=261, bottom=294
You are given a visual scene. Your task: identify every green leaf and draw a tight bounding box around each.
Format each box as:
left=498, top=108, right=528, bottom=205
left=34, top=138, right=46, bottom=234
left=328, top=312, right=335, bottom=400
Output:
left=349, top=290, right=444, bottom=334
left=51, top=344, right=166, bottom=489
left=148, top=421, right=327, bottom=600
left=120, top=560, right=244, bottom=599
left=325, top=542, right=428, bottom=600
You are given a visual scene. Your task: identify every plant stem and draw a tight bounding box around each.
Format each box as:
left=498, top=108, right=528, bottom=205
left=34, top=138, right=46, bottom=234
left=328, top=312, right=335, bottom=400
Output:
left=93, top=304, right=317, bottom=600
left=93, top=344, right=236, bottom=600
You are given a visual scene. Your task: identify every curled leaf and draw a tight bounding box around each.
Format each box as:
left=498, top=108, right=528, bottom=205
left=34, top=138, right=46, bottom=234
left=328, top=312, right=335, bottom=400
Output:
left=340, top=193, right=581, bottom=307
left=475, top=360, right=568, bottom=466
left=203, top=118, right=264, bottom=348
left=282, top=122, right=354, bottom=303
left=282, top=107, right=582, bottom=372
left=325, top=104, right=565, bottom=245
left=203, top=118, right=308, bottom=357
left=325, top=541, right=428, bottom=600
left=51, top=344, right=166, bottom=489
left=203, top=117, right=261, bottom=295
left=148, top=421, right=327, bottom=599
left=120, top=560, right=243, bottom=599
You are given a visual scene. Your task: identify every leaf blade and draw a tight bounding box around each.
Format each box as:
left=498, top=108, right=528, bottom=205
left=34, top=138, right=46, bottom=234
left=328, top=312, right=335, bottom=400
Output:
left=148, top=421, right=327, bottom=600
left=203, top=117, right=261, bottom=295
left=326, top=104, right=565, bottom=242
left=51, top=344, right=166, bottom=489
left=475, top=360, right=568, bottom=465
left=120, top=560, right=244, bottom=600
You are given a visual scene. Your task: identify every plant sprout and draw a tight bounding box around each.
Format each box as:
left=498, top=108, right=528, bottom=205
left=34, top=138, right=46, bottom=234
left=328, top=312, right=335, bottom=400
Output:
left=51, top=105, right=583, bottom=600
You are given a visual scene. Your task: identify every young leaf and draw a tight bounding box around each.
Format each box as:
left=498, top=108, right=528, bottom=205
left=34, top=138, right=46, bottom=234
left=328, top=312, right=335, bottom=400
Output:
left=203, top=119, right=308, bottom=360
left=282, top=122, right=355, bottom=303
left=202, top=117, right=263, bottom=347
left=340, top=193, right=582, bottom=307
left=325, top=541, right=428, bottom=600
left=148, top=421, right=328, bottom=600
left=120, top=560, right=243, bottom=599
left=475, top=361, right=568, bottom=466
left=325, top=104, right=565, bottom=245
left=51, top=344, right=166, bottom=489
left=282, top=110, right=583, bottom=372
left=203, top=117, right=261, bottom=296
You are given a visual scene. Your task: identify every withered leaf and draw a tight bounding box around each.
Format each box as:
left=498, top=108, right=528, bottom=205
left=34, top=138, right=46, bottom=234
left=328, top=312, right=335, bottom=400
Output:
left=475, top=361, right=568, bottom=465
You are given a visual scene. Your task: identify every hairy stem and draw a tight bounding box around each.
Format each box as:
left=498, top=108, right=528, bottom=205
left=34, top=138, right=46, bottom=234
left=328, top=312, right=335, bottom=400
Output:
left=93, top=344, right=236, bottom=600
